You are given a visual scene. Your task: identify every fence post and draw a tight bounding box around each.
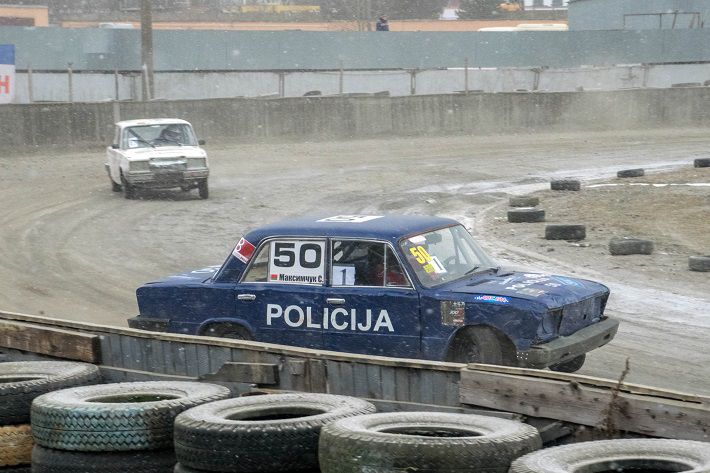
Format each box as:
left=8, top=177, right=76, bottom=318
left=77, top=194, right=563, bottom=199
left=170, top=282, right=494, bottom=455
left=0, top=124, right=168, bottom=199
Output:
left=114, top=69, right=120, bottom=100
left=278, top=72, right=285, bottom=97
left=27, top=64, right=34, bottom=103
left=339, top=61, right=344, bottom=95
left=464, top=57, right=469, bottom=93
left=409, top=69, right=417, bottom=95
left=67, top=63, right=73, bottom=103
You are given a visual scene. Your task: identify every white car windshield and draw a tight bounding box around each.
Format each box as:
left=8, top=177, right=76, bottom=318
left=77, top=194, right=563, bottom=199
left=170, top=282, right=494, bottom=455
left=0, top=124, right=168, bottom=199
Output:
left=124, top=124, right=197, bottom=148
left=399, top=225, right=496, bottom=288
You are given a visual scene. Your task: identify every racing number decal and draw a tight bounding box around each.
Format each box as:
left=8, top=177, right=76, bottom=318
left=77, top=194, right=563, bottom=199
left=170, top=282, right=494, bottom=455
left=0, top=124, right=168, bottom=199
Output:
left=410, top=246, right=431, bottom=264
left=269, top=240, right=325, bottom=285
left=409, top=245, right=446, bottom=274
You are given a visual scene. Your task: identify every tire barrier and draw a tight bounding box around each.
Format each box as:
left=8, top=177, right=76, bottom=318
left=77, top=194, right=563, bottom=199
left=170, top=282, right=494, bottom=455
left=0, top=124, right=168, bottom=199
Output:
left=31, top=381, right=230, bottom=452
left=510, top=439, right=710, bottom=473
left=545, top=225, right=586, bottom=241
left=550, top=179, right=581, bottom=191
left=174, top=393, right=376, bottom=473
left=31, top=445, right=176, bottom=473
left=0, top=361, right=101, bottom=425
left=609, top=237, right=654, bottom=255
left=508, top=208, right=546, bottom=223
left=319, top=411, right=542, bottom=473
left=694, top=158, right=710, bottom=168
left=0, top=424, right=32, bottom=467
left=617, top=168, right=645, bottom=178
left=689, top=255, right=710, bottom=272
left=509, top=196, right=540, bottom=207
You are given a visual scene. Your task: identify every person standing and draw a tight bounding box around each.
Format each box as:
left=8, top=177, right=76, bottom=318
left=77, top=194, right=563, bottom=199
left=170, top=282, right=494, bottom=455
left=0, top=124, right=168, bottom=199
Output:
left=376, top=15, right=389, bottom=31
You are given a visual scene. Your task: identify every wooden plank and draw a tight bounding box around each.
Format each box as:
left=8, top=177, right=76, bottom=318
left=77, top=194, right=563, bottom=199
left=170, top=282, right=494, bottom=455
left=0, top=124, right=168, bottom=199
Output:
left=380, top=366, right=396, bottom=401
left=365, top=364, right=382, bottom=399
left=352, top=363, right=370, bottom=398
left=207, top=345, right=232, bottom=373
left=307, top=359, right=327, bottom=393
left=0, top=319, right=100, bottom=363
left=459, top=368, right=710, bottom=441
left=200, top=362, right=279, bottom=385
left=394, top=367, right=410, bottom=402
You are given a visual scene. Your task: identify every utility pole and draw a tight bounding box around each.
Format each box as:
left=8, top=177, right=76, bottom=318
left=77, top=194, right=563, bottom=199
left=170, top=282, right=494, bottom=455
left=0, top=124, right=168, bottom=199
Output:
left=140, top=0, right=154, bottom=101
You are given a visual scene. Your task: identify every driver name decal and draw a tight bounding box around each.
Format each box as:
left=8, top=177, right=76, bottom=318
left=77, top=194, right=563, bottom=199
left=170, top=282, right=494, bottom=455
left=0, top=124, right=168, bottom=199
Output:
left=266, top=304, right=394, bottom=332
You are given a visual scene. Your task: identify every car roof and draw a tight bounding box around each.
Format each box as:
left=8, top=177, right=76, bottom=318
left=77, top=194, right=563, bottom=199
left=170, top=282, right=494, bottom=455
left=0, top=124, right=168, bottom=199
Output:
left=244, top=214, right=460, bottom=243
left=116, top=118, right=191, bottom=127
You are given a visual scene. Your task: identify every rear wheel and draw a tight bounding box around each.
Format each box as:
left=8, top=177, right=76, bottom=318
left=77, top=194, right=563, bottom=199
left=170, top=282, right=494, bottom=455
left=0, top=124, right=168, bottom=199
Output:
left=197, top=179, right=209, bottom=199
left=447, top=326, right=511, bottom=365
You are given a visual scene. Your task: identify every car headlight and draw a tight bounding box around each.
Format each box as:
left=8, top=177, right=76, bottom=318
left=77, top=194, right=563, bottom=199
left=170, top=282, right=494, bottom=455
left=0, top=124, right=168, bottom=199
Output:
left=537, top=308, right=562, bottom=338
left=187, top=158, right=207, bottom=169
left=129, top=161, right=150, bottom=172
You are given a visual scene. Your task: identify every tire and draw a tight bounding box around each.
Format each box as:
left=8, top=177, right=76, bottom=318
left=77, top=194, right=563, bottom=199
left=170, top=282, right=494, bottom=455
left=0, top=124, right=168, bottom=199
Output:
left=174, top=393, right=376, bottom=472
left=0, top=361, right=100, bottom=425
left=617, top=168, right=644, bottom=178
left=549, top=354, right=586, bottom=373
left=447, top=326, right=513, bottom=365
left=197, top=179, right=209, bottom=199
left=201, top=323, right=252, bottom=340
left=689, top=255, right=710, bottom=272
left=0, top=425, right=32, bottom=467
left=508, top=208, right=545, bottom=223
left=510, top=439, right=710, bottom=473
left=609, top=237, right=654, bottom=255
left=545, top=225, right=586, bottom=241
left=110, top=179, right=122, bottom=192
left=31, top=381, right=230, bottom=452
left=319, top=412, right=542, bottom=473
left=31, top=445, right=176, bottom=473
left=509, top=196, right=539, bottom=207
left=695, top=158, right=710, bottom=168
left=550, top=179, right=580, bottom=191
left=121, top=174, right=136, bottom=200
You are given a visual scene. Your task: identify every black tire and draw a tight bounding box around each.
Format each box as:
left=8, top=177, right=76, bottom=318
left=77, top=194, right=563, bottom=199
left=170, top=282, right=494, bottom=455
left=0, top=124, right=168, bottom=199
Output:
left=549, top=354, right=586, bottom=373
left=121, top=174, right=136, bottom=200
left=197, top=179, right=209, bottom=199
left=509, top=196, right=540, bottom=207
left=689, top=255, right=710, bottom=272
left=617, top=168, right=644, bottom=178
left=550, top=179, right=580, bottom=191
left=174, top=393, right=376, bottom=472
left=0, top=424, right=32, bottom=467
left=447, top=326, right=513, bottom=365
left=110, top=178, right=122, bottom=192
left=201, top=323, right=252, bottom=340
left=508, top=208, right=545, bottom=223
left=510, top=439, right=710, bottom=473
left=608, top=237, right=654, bottom=255
left=319, top=412, right=542, bottom=473
left=31, top=381, right=230, bottom=452
left=0, top=361, right=100, bottom=425
left=694, top=158, right=710, bottom=168
left=545, top=225, right=586, bottom=241
left=31, top=445, right=176, bottom=473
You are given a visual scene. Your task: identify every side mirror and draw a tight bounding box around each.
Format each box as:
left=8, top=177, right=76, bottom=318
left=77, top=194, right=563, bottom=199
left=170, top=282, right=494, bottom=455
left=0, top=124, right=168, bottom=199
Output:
left=198, top=139, right=206, bottom=145
left=111, top=144, right=119, bottom=149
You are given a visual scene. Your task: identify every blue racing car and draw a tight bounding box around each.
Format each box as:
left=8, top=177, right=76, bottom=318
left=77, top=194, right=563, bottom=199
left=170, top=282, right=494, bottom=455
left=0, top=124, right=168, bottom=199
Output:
left=128, top=214, right=618, bottom=372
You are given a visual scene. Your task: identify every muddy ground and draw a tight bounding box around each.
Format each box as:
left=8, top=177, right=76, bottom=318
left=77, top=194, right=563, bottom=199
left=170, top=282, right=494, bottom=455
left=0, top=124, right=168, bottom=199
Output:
left=1, top=128, right=708, bottom=394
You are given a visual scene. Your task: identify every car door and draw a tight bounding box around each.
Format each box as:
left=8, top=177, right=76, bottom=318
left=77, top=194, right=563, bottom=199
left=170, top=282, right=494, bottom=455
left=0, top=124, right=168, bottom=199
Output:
left=234, top=237, right=327, bottom=349
left=107, top=125, right=123, bottom=183
left=322, top=239, right=421, bottom=358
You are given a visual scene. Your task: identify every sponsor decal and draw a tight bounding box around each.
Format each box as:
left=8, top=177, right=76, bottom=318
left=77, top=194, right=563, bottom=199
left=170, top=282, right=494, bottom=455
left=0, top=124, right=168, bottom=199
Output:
left=441, top=301, right=466, bottom=326
left=473, top=295, right=510, bottom=305
left=316, top=215, right=383, bottom=223
left=0, top=45, right=15, bottom=104
left=233, top=237, right=255, bottom=263
left=268, top=240, right=325, bottom=285
left=266, top=304, right=394, bottom=332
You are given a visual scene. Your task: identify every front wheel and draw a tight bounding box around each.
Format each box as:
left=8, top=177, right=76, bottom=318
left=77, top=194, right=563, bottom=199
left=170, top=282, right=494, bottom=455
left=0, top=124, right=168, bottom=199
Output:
left=549, top=354, right=586, bottom=373
left=447, top=327, right=510, bottom=365
left=110, top=178, right=122, bottom=192
left=120, top=175, right=136, bottom=200
left=202, top=324, right=251, bottom=341
left=197, top=179, right=209, bottom=199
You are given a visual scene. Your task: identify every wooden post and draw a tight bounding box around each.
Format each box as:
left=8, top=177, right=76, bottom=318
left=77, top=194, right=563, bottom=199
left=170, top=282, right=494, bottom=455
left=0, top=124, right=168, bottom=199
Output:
left=278, top=72, right=285, bottom=97
left=339, top=61, right=344, bottom=95
left=27, top=64, right=33, bottom=103
left=410, top=69, right=417, bottom=95
left=67, top=63, right=73, bottom=103
left=464, top=57, right=469, bottom=93
left=114, top=69, right=120, bottom=100
left=140, top=0, right=154, bottom=101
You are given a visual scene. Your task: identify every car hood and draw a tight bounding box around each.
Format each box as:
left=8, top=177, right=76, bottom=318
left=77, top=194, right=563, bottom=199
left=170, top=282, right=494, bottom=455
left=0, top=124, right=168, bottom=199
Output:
left=445, top=270, right=608, bottom=309
left=122, top=146, right=206, bottom=160
left=144, top=265, right=221, bottom=285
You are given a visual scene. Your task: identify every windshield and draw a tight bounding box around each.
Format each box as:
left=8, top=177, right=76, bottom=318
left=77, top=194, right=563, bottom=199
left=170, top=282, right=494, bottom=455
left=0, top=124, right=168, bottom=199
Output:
left=400, top=225, right=496, bottom=288
left=124, top=124, right=197, bottom=148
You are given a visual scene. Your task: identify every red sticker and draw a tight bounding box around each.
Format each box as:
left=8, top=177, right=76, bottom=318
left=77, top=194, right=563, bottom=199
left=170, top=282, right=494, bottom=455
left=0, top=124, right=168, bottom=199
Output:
left=233, top=237, right=255, bottom=263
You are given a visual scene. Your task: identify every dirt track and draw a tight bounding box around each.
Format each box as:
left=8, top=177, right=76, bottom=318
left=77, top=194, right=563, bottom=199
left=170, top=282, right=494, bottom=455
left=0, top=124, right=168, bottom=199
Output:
left=1, top=128, right=708, bottom=393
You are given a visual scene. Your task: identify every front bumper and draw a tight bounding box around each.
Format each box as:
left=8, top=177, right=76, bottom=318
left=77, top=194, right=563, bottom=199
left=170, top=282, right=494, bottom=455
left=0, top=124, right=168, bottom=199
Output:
left=517, top=317, right=619, bottom=369
left=125, top=169, right=208, bottom=187
left=127, top=316, right=169, bottom=332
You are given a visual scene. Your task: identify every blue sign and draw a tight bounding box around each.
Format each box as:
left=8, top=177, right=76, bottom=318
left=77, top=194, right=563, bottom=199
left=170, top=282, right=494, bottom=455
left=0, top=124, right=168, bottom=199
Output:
left=0, top=45, right=15, bottom=65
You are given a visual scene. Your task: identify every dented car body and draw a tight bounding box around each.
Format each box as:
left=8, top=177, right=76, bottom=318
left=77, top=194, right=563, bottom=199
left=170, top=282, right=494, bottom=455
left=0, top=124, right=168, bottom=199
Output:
left=128, top=214, right=618, bottom=370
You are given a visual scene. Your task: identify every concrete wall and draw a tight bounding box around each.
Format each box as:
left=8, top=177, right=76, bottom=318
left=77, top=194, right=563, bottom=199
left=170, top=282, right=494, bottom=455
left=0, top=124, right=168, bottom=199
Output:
left=2, top=88, right=710, bottom=150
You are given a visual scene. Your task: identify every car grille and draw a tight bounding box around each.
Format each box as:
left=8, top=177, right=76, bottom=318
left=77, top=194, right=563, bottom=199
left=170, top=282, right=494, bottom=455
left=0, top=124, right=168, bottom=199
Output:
left=558, top=295, right=605, bottom=336
left=150, top=158, right=187, bottom=172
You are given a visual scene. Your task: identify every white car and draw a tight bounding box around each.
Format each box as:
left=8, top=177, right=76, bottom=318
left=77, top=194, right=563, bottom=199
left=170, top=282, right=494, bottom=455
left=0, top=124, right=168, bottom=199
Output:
left=105, top=118, right=209, bottom=199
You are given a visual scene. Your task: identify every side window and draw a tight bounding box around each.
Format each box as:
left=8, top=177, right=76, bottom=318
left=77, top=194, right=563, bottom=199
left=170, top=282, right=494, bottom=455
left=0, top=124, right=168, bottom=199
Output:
left=331, top=241, right=409, bottom=287
left=242, top=244, right=270, bottom=282
left=246, top=239, right=326, bottom=285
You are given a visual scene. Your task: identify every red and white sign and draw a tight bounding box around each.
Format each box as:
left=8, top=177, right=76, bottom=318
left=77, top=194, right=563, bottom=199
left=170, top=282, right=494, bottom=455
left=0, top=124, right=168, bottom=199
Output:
left=0, top=45, right=15, bottom=104
left=232, top=237, right=256, bottom=263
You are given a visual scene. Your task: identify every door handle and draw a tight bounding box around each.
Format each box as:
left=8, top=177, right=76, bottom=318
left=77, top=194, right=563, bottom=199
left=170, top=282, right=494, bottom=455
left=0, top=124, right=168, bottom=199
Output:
left=326, top=298, right=346, bottom=305
left=237, top=294, right=256, bottom=301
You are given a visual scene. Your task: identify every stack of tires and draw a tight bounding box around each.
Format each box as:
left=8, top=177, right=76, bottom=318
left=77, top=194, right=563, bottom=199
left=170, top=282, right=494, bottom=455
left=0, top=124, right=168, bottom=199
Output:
left=29, top=381, right=230, bottom=473
left=0, top=361, right=101, bottom=473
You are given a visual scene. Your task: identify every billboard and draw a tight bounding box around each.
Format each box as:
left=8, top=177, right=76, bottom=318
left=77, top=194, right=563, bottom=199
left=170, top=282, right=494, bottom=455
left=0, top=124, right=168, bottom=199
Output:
left=0, top=44, right=15, bottom=104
